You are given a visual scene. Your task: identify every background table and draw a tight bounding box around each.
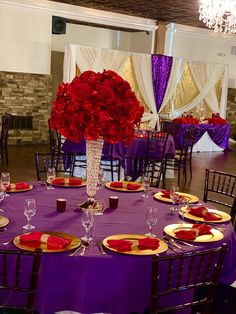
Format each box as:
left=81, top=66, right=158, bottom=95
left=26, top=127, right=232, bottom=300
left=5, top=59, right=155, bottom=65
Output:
left=162, top=121, right=230, bottom=152
left=1, top=184, right=235, bottom=314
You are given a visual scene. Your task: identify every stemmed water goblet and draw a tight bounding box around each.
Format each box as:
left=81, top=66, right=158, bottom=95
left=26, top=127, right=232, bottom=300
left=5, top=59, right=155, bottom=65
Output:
left=145, top=207, right=158, bottom=237
left=81, top=209, right=94, bottom=243
left=178, top=196, right=189, bottom=222
left=23, top=198, right=36, bottom=231
left=141, top=174, right=150, bottom=199
left=1, top=172, right=10, bottom=197
left=47, top=167, right=56, bottom=190
left=170, top=186, right=179, bottom=211
left=0, top=192, right=5, bottom=212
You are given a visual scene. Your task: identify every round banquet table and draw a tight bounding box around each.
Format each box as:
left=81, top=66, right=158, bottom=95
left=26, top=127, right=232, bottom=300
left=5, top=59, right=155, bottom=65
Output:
left=1, top=183, right=235, bottom=314
left=62, top=134, right=176, bottom=160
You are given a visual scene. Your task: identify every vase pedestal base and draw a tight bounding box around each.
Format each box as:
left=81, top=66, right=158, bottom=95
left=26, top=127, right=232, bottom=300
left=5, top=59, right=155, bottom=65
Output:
left=78, top=198, right=105, bottom=215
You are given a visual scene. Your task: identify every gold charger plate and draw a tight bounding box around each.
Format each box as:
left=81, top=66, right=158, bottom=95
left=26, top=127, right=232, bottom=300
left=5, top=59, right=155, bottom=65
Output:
left=52, top=177, right=86, bottom=188
left=13, top=231, right=81, bottom=253
left=153, top=191, right=199, bottom=204
left=105, top=181, right=144, bottom=192
left=103, top=234, right=168, bottom=255
left=0, top=215, right=9, bottom=228
left=7, top=184, right=33, bottom=193
left=164, top=223, right=223, bottom=242
left=183, top=208, right=231, bottom=223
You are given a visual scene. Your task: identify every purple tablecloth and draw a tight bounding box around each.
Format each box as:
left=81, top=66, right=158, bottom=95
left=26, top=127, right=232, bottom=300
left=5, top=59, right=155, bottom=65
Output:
left=62, top=135, right=176, bottom=160
left=1, top=184, right=235, bottom=314
left=162, top=121, right=230, bottom=150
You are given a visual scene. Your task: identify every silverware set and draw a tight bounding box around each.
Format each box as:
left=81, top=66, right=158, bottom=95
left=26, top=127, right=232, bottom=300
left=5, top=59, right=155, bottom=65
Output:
left=69, top=241, right=90, bottom=256
left=96, top=240, right=106, bottom=255
left=163, top=234, right=198, bottom=252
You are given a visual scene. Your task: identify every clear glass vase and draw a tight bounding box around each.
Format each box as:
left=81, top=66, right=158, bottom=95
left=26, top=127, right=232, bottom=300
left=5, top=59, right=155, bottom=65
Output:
left=86, top=137, right=104, bottom=202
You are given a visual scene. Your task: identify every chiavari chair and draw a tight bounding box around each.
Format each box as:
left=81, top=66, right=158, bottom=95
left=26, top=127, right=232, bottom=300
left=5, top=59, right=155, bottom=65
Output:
left=34, top=152, right=76, bottom=181
left=203, top=168, right=236, bottom=229
left=0, top=248, right=42, bottom=314
left=150, top=243, right=228, bottom=313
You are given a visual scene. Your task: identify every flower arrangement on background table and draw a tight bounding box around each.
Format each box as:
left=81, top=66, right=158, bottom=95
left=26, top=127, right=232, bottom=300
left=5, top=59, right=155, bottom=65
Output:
left=50, top=70, right=144, bottom=209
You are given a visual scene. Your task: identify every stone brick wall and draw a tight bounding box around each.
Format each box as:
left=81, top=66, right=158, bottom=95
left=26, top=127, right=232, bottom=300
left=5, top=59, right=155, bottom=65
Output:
left=0, top=71, right=52, bottom=145
left=226, top=88, right=236, bottom=139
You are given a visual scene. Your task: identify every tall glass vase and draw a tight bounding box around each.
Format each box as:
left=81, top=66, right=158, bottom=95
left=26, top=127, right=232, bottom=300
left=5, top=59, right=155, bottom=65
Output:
left=86, top=137, right=104, bottom=202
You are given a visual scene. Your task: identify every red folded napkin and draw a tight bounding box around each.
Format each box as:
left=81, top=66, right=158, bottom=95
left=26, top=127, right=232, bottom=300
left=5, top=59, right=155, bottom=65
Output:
left=137, top=237, right=160, bottom=250
left=110, top=182, right=141, bottom=190
left=107, top=239, right=132, bottom=252
left=6, top=182, right=30, bottom=191
left=161, top=190, right=171, bottom=198
left=110, top=182, right=123, bottom=188
left=174, top=224, right=212, bottom=241
left=52, top=178, right=82, bottom=186
left=19, top=231, right=72, bottom=249
left=188, top=206, right=222, bottom=221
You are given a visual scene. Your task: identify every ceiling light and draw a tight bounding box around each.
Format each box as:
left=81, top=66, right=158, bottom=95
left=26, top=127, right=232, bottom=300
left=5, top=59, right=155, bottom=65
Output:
left=199, top=0, right=236, bottom=34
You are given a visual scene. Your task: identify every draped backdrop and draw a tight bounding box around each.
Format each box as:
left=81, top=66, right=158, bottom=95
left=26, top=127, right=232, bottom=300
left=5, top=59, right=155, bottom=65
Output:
left=63, top=44, right=228, bottom=130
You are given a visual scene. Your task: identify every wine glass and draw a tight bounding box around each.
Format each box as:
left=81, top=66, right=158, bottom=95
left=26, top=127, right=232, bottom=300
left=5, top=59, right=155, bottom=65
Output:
left=0, top=192, right=5, bottom=212
left=141, top=175, right=150, bottom=198
left=170, top=186, right=179, bottom=211
left=23, top=199, right=36, bottom=231
left=178, top=196, right=189, bottom=223
left=47, top=167, right=56, bottom=190
left=81, top=209, right=94, bottom=243
left=145, top=207, right=158, bottom=237
left=1, top=172, right=10, bottom=197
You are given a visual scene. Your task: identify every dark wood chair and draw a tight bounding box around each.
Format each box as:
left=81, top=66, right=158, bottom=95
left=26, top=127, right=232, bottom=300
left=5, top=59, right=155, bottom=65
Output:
left=48, top=119, right=64, bottom=154
left=100, top=144, right=121, bottom=182
left=34, top=152, right=76, bottom=181
left=163, top=126, right=198, bottom=186
left=203, top=168, right=236, bottom=229
left=150, top=243, right=228, bottom=314
left=147, top=131, right=169, bottom=188
left=0, top=113, right=11, bottom=166
left=0, top=248, right=42, bottom=314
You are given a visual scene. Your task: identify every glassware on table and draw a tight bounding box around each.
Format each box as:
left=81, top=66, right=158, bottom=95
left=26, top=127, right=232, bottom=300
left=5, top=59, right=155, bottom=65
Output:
left=179, top=197, right=189, bottom=220
left=23, top=198, right=36, bottom=231
left=145, top=207, right=158, bottom=237
left=170, top=186, right=180, bottom=211
left=141, top=174, right=150, bottom=199
left=1, top=172, right=10, bottom=197
left=81, top=209, right=94, bottom=243
left=47, top=167, right=56, bottom=190
left=0, top=192, right=5, bottom=212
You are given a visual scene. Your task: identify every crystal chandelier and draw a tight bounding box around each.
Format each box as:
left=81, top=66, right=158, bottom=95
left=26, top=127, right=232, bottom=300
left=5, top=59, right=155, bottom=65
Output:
left=199, top=0, right=236, bottom=34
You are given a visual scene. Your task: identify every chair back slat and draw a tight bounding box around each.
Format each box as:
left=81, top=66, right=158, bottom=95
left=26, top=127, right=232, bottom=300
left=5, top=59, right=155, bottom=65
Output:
left=203, top=168, right=236, bottom=228
left=150, top=244, right=228, bottom=313
left=34, top=152, right=76, bottom=181
left=15, top=254, right=21, bottom=287
left=0, top=248, right=42, bottom=313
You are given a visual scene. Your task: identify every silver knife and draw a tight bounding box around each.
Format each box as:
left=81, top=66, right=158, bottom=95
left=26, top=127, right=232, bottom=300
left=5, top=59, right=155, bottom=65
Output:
left=162, top=239, right=179, bottom=252
left=96, top=241, right=107, bottom=255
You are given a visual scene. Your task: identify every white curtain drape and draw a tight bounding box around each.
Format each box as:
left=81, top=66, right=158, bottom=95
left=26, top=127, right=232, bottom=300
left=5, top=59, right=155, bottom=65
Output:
left=189, top=62, right=226, bottom=115
left=132, top=54, right=159, bottom=129
left=169, top=62, right=225, bottom=119
left=160, top=57, right=187, bottom=113
left=63, top=44, right=129, bottom=82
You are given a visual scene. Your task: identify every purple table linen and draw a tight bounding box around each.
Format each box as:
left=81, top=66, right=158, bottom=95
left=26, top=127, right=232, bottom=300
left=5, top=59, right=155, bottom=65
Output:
left=162, top=121, right=230, bottom=150
left=1, top=184, right=235, bottom=314
left=63, top=135, right=176, bottom=160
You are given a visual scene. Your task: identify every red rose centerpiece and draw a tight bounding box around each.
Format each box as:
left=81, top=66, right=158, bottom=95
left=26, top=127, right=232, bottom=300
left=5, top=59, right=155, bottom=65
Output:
left=50, top=70, right=144, bottom=208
